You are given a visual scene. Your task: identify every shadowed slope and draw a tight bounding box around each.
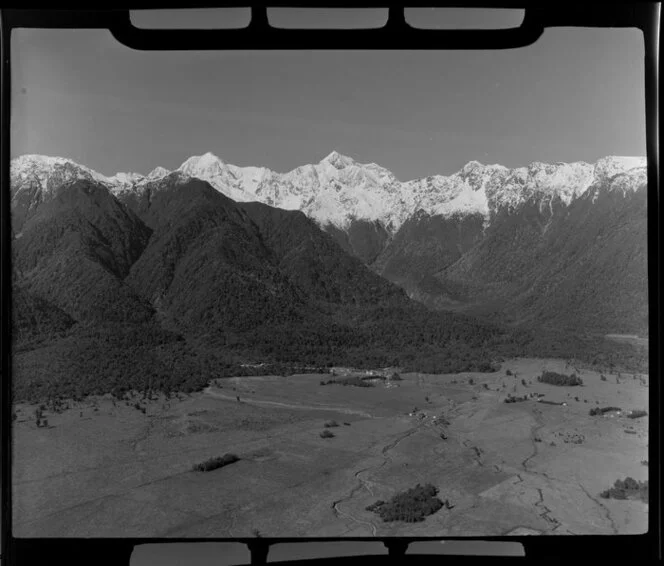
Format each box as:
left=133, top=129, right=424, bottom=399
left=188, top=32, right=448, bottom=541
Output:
left=12, top=179, right=154, bottom=323
left=240, top=201, right=407, bottom=307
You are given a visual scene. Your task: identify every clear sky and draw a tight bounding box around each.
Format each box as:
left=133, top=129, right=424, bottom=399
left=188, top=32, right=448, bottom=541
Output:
left=11, top=19, right=645, bottom=181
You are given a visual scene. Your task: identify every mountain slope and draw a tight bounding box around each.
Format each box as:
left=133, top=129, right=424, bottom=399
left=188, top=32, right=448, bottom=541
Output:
left=239, top=201, right=407, bottom=307
left=123, top=174, right=306, bottom=333
left=12, top=169, right=527, bottom=402
left=10, top=152, right=649, bottom=341
left=371, top=210, right=486, bottom=299
left=12, top=179, right=154, bottom=323
left=11, top=286, right=76, bottom=346
left=512, top=173, right=648, bottom=334
left=437, top=168, right=648, bottom=334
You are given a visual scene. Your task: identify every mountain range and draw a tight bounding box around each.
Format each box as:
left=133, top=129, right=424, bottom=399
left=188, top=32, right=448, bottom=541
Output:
left=11, top=157, right=528, bottom=403
left=11, top=151, right=648, bottom=337
left=9, top=151, right=649, bottom=402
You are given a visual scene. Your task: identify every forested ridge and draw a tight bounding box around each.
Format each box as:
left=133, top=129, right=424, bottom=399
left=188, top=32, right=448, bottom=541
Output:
left=11, top=176, right=648, bottom=403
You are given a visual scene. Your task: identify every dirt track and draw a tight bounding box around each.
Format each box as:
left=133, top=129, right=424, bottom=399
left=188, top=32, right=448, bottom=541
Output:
left=203, top=386, right=375, bottom=418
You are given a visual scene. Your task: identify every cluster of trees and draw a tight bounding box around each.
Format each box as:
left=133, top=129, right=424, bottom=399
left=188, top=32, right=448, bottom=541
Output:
left=320, top=376, right=375, bottom=388
left=11, top=287, right=76, bottom=347
left=589, top=406, right=622, bottom=416
left=11, top=318, right=334, bottom=403
left=13, top=267, right=648, bottom=407
left=33, top=406, right=49, bottom=427
left=365, top=483, right=449, bottom=523
left=238, top=303, right=507, bottom=374
left=504, top=394, right=529, bottom=404
left=627, top=409, right=648, bottom=419
left=531, top=331, right=648, bottom=374
left=600, top=477, right=648, bottom=502
left=192, top=453, right=240, bottom=472
left=537, top=371, right=583, bottom=386
left=13, top=322, right=204, bottom=402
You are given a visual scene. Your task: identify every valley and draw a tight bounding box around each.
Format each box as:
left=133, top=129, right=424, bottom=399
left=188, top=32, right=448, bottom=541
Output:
left=12, top=358, right=648, bottom=537
left=9, top=151, right=650, bottom=538
left=11, top=152, right=649, bottom=336
left=9, top=23, right=653, bottom=554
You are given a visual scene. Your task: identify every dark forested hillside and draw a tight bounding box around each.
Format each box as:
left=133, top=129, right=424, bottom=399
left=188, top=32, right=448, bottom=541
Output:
left=123, top=175, right=306, bottom=332
left=12, top=286, right=75, bottom=347
left=436, top=182, right=648, bottom=335
left=371, top=210, right=485, bottom=300
left=324, top=219, right=391, bottom=265
left=240, top=202, right=407, bottom=307
left=11, top=174, right=519, bottom=402
left=12, top=180, right=154, bottom=323
left=11, top=169, right=649, bottom=404
left=514, top=183, right=648, bottom=335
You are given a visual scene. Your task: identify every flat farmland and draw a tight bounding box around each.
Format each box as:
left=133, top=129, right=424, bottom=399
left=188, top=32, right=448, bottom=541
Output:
left=12, top=358, right=649, bottom=537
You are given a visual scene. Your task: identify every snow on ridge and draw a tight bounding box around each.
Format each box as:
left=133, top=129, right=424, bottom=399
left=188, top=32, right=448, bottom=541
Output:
left=107, top=171, right=146, bottom=187
left=429, top=181, right=490, bottom=218
left=607, top=167, right=648, bottom=194
left=594, top=155, right=647, bottom=182
left=11, top=152, right=648, bottom=233
left=177, top=152, right=253, bottom=203
left=10, top=154, right=114, bottom=199
left=147, top=166, right=170, bottom=180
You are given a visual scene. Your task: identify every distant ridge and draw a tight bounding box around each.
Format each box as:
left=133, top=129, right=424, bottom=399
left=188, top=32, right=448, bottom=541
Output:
left=10, top=151, right=648, bottom=336
left=11, top=152, right=646, bottom=234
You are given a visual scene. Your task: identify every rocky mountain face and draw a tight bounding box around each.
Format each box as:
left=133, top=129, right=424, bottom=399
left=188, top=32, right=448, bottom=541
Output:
left=11, top=152, right=648, bottom=336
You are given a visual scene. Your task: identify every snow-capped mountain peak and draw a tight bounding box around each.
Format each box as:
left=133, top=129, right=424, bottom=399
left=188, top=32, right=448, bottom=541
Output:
left=320, top=150, right=355, bottom=169
left=460, top=160, right=485, bottom=175
left=594, top=155, right=647, bottom=182
left=10, top=151, right=647, bottom=235
left=178, top=152, right=225, bottom=175
left=147, top=166, right=170, bottom=180
left=107, top=171, right=146, bottom=187
left=177, top=152, right=251, bottom=202
left=10, top=154, right=112, bottom=199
